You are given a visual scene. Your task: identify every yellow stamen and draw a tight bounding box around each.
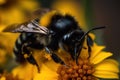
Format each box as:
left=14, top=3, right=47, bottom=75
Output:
left=57, top=57, right=96, bottom=80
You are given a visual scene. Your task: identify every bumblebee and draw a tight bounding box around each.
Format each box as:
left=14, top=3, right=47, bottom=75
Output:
left=3, top=9, right=105, bottom=71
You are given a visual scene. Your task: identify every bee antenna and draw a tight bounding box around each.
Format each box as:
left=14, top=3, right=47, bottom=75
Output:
left=78, top=26, right=106, bottom=42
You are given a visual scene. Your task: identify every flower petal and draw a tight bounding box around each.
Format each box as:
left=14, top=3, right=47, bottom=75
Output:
left=94, top=59, right=119, bottom=73
left=93, top=59, right=119, bottom=79
left=12, top=63, right=37, bottom=80
left=93, top=71, right=119, bottom=79
left=90, top=51, right=112, bottom=64
left=33, top=64, right=58, bottom=80
left=80, top=42, right=105, bottom=59
left=90, top=44, right=105, bottom=60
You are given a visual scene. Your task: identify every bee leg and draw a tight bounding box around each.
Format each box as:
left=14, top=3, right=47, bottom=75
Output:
left=74, top=46, right=81, bottom=64
left=86, top=35, right=93, bottom=58
left=75, top=38, right=85, bottom=64
left=45, top=47, right=65, bottom=65
left=22, top=43, right=40, bottom=72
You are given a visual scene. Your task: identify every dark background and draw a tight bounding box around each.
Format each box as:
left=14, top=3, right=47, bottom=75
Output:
left=92, top=0, right=120, bottom=62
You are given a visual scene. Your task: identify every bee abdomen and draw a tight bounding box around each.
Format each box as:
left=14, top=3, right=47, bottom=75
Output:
left=13, top=33, right=32, bottom=63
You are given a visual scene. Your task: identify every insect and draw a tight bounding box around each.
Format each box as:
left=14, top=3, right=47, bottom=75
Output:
left=3, top=9, right=105, bottom=71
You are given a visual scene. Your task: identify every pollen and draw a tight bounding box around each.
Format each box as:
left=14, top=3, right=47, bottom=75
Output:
left=57, top=58, right=96, bottom=80
left=23, top=54, right=29, bottom=58
left=44, top=54, right=51, bottom=60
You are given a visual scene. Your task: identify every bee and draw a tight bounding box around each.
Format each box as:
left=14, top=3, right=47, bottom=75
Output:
left=3, top=9, right=105, bottom=71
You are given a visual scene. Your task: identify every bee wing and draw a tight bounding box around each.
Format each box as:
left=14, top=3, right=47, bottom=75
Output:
left=3, top=20, right=49, bottom=35
left=33, top=8, right=51, bottom=17
left=27, top=8, right=52, bottom=20
left=3, top=8, right=55, bottom=35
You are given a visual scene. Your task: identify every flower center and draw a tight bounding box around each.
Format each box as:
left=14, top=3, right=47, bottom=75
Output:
left=57, top=58, right=96, bottom=80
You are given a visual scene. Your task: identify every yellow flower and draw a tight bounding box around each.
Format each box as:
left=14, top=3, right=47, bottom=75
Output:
left=0, top=33, right=18, bottom=65
left=53, top=44, right=119, bottom=80
left=0, top=0, right=39, bottom=31
left=12, top=63, right=37, bottom=80
left=11, top=34, right=119, bottom=80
